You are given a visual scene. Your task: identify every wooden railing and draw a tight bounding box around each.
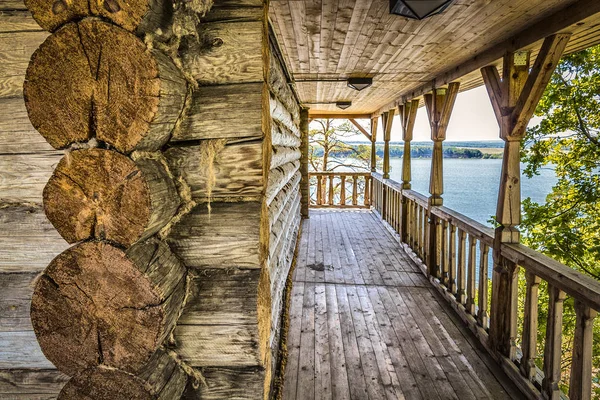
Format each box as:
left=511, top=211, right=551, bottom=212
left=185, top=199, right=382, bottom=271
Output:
left=309, top=172, right=371, bottom=208
left=372, top=172, right=600, bottom=400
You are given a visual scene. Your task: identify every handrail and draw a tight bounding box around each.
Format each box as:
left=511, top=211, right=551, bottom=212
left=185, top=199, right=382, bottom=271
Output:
left=308, top=171, right=371, bottom=208
left=370, top=172, right=600, bottom=400
left=502, top=243, right=600, bottom=311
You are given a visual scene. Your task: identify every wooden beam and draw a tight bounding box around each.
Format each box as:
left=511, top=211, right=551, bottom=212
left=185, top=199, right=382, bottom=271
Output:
left=308, top=113, right=371, bottom=120
left=481, top=66, right=503, bottom=126
left=373, top=0, right=600, bottom=116
left=398, top=99, right=418, bottom=190
left=349, top=119, right=371, bottom=141
left=511, top=33, right=571, bottom=137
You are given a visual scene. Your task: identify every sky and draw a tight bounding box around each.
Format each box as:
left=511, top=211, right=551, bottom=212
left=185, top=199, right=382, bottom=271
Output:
left=311, top=85, right=541, bottom=142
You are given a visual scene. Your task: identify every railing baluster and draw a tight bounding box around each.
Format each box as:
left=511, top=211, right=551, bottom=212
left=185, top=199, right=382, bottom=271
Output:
left=520, top=272, right=541, bottom=381
left=328, top=174, right=334, bottom=206
left=448, top=223, right=457, bottom=294
left=440, top=220, right=448, bottom=286
left=364, top=176, right=370, bottom=206
left=569, top=300, right=598, bottom=400
left=542, top=285, right=566, bottom=400
left=340, top=175, right=346, bottom=206
left=466, top=234, right=477, bottom=315
left=352, top=176, right=358, bottom=206
left=477, top=244, right=489, bottom=328
left=457, top=229, right=467, bottom=304
left=316, top=175, right=323, bottom=205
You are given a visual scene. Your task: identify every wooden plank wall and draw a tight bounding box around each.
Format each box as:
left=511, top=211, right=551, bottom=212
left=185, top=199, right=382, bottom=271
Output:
left=0, top=4, right=73, bottom=397
left=0, top=1, right=302, bottom=399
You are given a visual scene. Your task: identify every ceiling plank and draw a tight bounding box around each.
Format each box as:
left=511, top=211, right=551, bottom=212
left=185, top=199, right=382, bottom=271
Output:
left=374, top=0, right=600, bottom=115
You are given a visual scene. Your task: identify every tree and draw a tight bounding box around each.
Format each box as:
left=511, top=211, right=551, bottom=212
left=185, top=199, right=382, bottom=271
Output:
left=308, top=119, right=375, bottom=172
left=520, top=44, right=600, bottom=394
left=308, top=119, right=378, bottom=205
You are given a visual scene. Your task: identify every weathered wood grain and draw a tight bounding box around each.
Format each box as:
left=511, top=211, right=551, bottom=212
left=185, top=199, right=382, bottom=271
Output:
left=0, top=98, right=57, bottom=153
left=0, top=152, right=62, bottom=203
left=167, top=201, right=261, bottom=269
left=183, top=366, right=265, bottom=400
left=166, top=141, right=263, bottom=200
left=266, top=160, right=300, bottom=205
left=0, top=369, right=68, bottom=395
left=0, top=10, right=43, bottom=32
left=268, top=171, right=301, bottom=229
left=272, top=119, right=301, bottom=148
left=0, top=272, right=37, bottom=331
left=0, top=203, right=68, bottom=273
left=270, top=94, right=300, bottom=137
left=271, top=145, right=300, bottom=170
left=269, top=49, right=299, bottom=124
left=0, top=331, right=53, bottom=369
left=182, top=21, right=264, bottom=84
left=0, top=30, right=48, bottom=99
left=177, top=269, right=260, bottom=326
left=172, top=83, right=264, bottom=142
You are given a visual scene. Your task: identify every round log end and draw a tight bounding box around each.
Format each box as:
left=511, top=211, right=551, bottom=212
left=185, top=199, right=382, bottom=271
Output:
left=58, top=367, right=153, bottom=400
left=24, top=18, right=164, bottom=153
left=31, top=242, right=167, bottom=376
left=24, top=0, right=150, bottom=32
left=43, top=149, right=153, bottom=247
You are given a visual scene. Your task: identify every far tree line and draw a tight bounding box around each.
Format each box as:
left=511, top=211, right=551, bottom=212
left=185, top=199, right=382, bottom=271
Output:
left=310, top=143, right=501, bottom=159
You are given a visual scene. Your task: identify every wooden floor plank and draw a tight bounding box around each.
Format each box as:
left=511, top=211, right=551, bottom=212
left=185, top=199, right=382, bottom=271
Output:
left=285, top=210, right=518, bottom=400
left=297, top=282, right=316, bottom=400
left=314, top=283, right=332, bottom=399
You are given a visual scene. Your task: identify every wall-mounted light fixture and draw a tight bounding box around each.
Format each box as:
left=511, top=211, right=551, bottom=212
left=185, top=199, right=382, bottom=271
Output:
left=336, top=101, right=352, bottom=110
left=390, top=0, right=453, bottom=20
left=347, top=77, right=373, bottom=91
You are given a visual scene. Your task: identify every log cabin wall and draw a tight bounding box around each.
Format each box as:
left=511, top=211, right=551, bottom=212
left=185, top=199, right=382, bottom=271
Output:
left=0, top=0, right=302, bottom=398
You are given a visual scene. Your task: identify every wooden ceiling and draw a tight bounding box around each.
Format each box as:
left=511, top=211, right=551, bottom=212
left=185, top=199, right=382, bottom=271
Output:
left=269, top=0, right=600, bottom=116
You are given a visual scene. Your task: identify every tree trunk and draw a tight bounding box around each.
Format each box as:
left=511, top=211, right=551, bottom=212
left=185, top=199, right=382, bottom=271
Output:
left=24, top=18, right=186, bottom=153
left=58, top=349, right=187, bottom=400
left=43, top=148, right=180, bottom=247
left=30, top=240, right=187, bottom=376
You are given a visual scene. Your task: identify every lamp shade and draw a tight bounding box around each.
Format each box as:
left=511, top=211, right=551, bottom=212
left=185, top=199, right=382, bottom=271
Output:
left=336, top=101, right=352, bottom=110
left=347, top=77, right=373, bottom=91
left=390, top=0, right=453, bottom=20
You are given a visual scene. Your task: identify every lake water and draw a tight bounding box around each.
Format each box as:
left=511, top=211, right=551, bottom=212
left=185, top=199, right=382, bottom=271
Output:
left=388, top=158, right=557, bottom=226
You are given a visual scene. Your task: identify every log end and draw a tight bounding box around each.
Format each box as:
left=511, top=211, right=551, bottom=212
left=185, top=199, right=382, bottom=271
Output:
left=24, top=0, right=150, bottom=32
left=31, top=242, right=171, bottom=376
left=58, top=367, right=154, bottom=400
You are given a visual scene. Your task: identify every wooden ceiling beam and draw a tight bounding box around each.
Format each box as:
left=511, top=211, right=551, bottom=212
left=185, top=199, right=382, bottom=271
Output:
left=308, top=113, right=371, bottom=120
left=373, top=0, right=600, bottom=116
left=348, top=119, right=371, bottom=141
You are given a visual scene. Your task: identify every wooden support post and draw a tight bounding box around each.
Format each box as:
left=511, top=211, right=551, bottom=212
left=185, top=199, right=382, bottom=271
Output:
left=483, top=34, right=570, bottom=360
left=300, top=108, right=309, bottom=218
left=423, top=83, right=459, bottom=277
left=398, top=99, right=418, bottom=190
left=382, top=109, right=395, bottom=179
left=398, top=100, right=418, bottom=245
left=569, top=301, right=598, bottom=400
left=370, top=117, right=379, bottom=172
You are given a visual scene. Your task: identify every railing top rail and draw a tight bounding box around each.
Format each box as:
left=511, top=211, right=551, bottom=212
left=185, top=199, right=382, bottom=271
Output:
left=309, top=171, right=371, bottom=177
left=432, top=206, right=495, bottom=246
left=401, top=189, right=429, bottom=208
left=502, top=243, right=600, bottom=311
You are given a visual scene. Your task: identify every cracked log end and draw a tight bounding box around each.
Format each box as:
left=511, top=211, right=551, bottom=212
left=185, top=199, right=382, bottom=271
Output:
left=24, top=18, right=186, bottom=153
left=31, top=241, right=187, bottom=377
left=58, top=349, right=188, bottom=400
left=43, top=149, right=180, bottom=247
left=24, top=0, right=151, bottom=32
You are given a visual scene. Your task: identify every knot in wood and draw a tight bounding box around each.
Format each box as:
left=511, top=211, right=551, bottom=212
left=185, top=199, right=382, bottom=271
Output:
left=103, top=0, right=121, bottom=13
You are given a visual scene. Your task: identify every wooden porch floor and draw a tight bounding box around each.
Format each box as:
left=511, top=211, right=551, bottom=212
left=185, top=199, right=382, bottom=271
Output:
left=283, top=210, right=522, bottom=400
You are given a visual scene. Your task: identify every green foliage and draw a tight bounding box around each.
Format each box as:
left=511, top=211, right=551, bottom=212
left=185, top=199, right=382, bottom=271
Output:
left=520, top=44, right=600, bottom=394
